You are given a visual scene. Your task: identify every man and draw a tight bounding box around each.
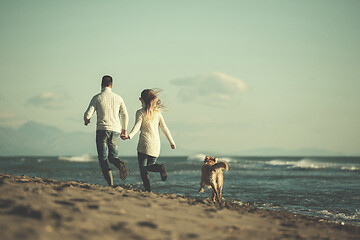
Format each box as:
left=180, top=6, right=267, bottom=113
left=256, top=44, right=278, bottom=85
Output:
left=84, top=75, right=128, bottom=186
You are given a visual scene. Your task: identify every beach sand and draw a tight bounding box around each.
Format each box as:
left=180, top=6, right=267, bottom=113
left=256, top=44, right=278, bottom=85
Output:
left=0, top=173, right=359, bottom=240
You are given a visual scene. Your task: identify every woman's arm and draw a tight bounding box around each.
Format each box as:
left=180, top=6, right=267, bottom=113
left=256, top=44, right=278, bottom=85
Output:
left=127, top=110, right=143, bottom=139
left=159, top=113, right=176, bottom=149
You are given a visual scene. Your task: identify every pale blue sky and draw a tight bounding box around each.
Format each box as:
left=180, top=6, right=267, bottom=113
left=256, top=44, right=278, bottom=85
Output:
left=1, top=0, right=359, bottom=155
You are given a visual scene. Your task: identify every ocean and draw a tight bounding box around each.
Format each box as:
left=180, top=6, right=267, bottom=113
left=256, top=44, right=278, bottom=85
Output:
left=1, top=154, right=359, bottom=226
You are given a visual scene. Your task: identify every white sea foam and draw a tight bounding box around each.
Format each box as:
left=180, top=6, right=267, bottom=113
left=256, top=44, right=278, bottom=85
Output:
left=341, top=166, right=360, bottom=171
left=318, top=209, right=360, bottom=221
left=267, top=159, right=296, bottom=166
left=267, top=158, right=359, bottom=171
left=218, top=157, right=234, bottom=163
left=186, top=154, right=207, bottom=161
left=293, top=158, right=333, bottom=169
left=58, top=154, right=95, bottom=162
left=186, top=154, right=234, bottom=163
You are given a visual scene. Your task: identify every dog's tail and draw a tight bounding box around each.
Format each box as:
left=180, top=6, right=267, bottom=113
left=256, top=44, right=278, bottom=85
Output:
left=213, top=161, right=229, bottom=171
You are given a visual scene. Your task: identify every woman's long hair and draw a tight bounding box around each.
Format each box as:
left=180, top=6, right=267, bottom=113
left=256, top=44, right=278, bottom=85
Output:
left=141, top=89, right=164, bottom=120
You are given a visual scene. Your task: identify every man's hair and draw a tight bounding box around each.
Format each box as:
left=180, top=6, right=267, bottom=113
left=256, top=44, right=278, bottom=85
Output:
left=101, top=75, right=113, bottom=87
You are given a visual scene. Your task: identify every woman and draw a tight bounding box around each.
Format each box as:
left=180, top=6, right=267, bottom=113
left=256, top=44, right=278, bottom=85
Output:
left=123, top=89, right=176, bottom=192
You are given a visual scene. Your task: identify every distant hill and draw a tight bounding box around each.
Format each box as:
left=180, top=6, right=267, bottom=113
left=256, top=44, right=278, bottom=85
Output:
left=0, top=121, right=350, bottom=157
left=234, top=147, right=345, bottom=157
left=0, top=121, right=96, bottom=156
left=0, top=121, right=183, bottom=157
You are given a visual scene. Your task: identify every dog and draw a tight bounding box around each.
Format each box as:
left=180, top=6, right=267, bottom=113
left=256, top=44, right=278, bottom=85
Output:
left=199, top=156, right=229, bottom=203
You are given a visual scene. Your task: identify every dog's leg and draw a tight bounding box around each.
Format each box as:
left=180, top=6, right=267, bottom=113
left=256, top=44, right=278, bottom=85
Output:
left=218, top=184, right=223, bottom=202
left=199, top=179, right=205, bottom=193
left=217, top=175, right=223, bottom=203
left=211, top=186, right=216, bottom=202
left=211, top=184, right=218, bottom=202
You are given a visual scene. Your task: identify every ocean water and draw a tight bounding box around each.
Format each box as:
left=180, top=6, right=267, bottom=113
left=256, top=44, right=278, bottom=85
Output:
left=1, top=154, right=359, bottom=226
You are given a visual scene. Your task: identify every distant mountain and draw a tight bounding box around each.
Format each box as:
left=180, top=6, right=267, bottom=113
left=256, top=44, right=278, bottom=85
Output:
left=0, top=121, right=96, bottom=156
left=234, top=147, right=344, bottom=157
left=0, top=121, right=185, bottom=157
left=0, top=121, right=348, bottom=157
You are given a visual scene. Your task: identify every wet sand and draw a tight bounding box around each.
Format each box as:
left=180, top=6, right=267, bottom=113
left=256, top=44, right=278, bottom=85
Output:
left=0, top=173, right=359, bottom=240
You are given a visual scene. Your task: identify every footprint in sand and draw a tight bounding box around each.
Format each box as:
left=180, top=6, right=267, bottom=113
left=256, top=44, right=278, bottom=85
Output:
left=281, top=221, right=296, bottom=228
left=185, top=233, right=199, bottom=239
left=52, top=185, right=68, bottom=191
left=137, top=221, right=158, bottom=229
left=226, top=226, right=241, bottom=233
left=69, top=198, right=89, bottom=202
left=79, top=184, right=92, bottom=189
left=111, top=221, right=127, bottom=231
left=8, top=205, right=43, bottom=220
left=137, top=202, right=152, bottom=208
left=204, top=208, right=217, bottom=213
left=87, top=204, right=99, bottom=210
left=54, top=200, right=75, bottom=206
left=50, top=210, right=62, bottom=220
left=0, top=199, right=15, bottom=209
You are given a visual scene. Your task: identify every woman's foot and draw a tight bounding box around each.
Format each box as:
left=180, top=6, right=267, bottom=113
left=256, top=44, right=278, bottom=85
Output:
left=142, top=174, right=151, bottom=192
left=160, top=164, right=167, bottom=181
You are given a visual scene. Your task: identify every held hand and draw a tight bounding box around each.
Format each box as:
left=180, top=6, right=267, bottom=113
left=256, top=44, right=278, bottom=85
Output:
left=171, top=144, right=176, bottom=149
left=121, top=129, right=127, bottom=138
left=121, top=135, right=130, bottom=140
left=84, top=119, right=90, bottom=126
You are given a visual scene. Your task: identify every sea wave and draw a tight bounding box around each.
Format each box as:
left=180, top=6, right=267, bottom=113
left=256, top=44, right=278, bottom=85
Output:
left=266, top=158, right=359, bottom=171
left=186, top=154, right=234, bottom=163
left=218, top=157, right=233, bottom=163
left=317, top=209, right=360, bottom=222
left=341, top=166, right=360, bottom=171
left=186, top=154, right=206, bottom=162
left=58, top=154, right=95, bottom=162
left=267, top=158, right=332, bottom=169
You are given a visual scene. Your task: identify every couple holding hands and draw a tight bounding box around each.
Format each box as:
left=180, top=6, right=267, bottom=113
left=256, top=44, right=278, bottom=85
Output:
left=84, top=75, right=176, bottom=192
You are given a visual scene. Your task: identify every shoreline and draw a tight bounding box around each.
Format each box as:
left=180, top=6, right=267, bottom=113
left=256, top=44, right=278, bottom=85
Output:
left=1, top=173, right=359, bottom=240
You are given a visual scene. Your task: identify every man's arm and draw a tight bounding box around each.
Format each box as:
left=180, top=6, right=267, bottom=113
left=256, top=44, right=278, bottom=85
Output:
left=84, top=118, right=91, bottom=126
left=84, top=97, right=96, bottom=126
left=119, top=98, right=129, bottom=136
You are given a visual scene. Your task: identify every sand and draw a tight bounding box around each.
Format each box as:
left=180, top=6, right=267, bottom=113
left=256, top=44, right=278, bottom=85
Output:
left=0, top=173, right=359, bottom=240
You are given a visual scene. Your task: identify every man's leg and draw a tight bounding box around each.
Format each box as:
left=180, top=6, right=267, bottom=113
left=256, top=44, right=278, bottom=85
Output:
left=138, top=152, right=151, bottom=192
left=96, top=130, right=113, bottom=186
left=108, top=131, right=127, bottom=180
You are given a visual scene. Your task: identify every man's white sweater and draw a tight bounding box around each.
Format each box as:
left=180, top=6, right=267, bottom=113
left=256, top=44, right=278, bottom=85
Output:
left=84, top=87, right=128, bottom=133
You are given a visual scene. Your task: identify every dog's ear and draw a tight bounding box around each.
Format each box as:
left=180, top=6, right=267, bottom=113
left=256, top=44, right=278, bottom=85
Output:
left=214, top=157, right=218, bottom=163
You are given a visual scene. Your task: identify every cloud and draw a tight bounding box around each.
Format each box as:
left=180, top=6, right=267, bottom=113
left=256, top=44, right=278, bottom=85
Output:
left=0, top=111, right=26, bottom=127
left=170, top=72, right=247, bottom=107
left=26, top=92, right=69, bottom=110
left=0, top=111, right=16, bottom=121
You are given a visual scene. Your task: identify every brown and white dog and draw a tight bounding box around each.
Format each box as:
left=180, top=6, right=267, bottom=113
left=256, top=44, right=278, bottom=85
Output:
left=199, top=156, right=229, bottom=202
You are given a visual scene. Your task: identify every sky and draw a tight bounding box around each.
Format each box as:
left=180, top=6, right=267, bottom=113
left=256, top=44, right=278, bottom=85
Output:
left=0, top=0, right=359, bottom=155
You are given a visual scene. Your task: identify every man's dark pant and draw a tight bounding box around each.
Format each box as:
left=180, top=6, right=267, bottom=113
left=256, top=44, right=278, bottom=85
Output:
left=96, top=130, right=121, bottom=185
